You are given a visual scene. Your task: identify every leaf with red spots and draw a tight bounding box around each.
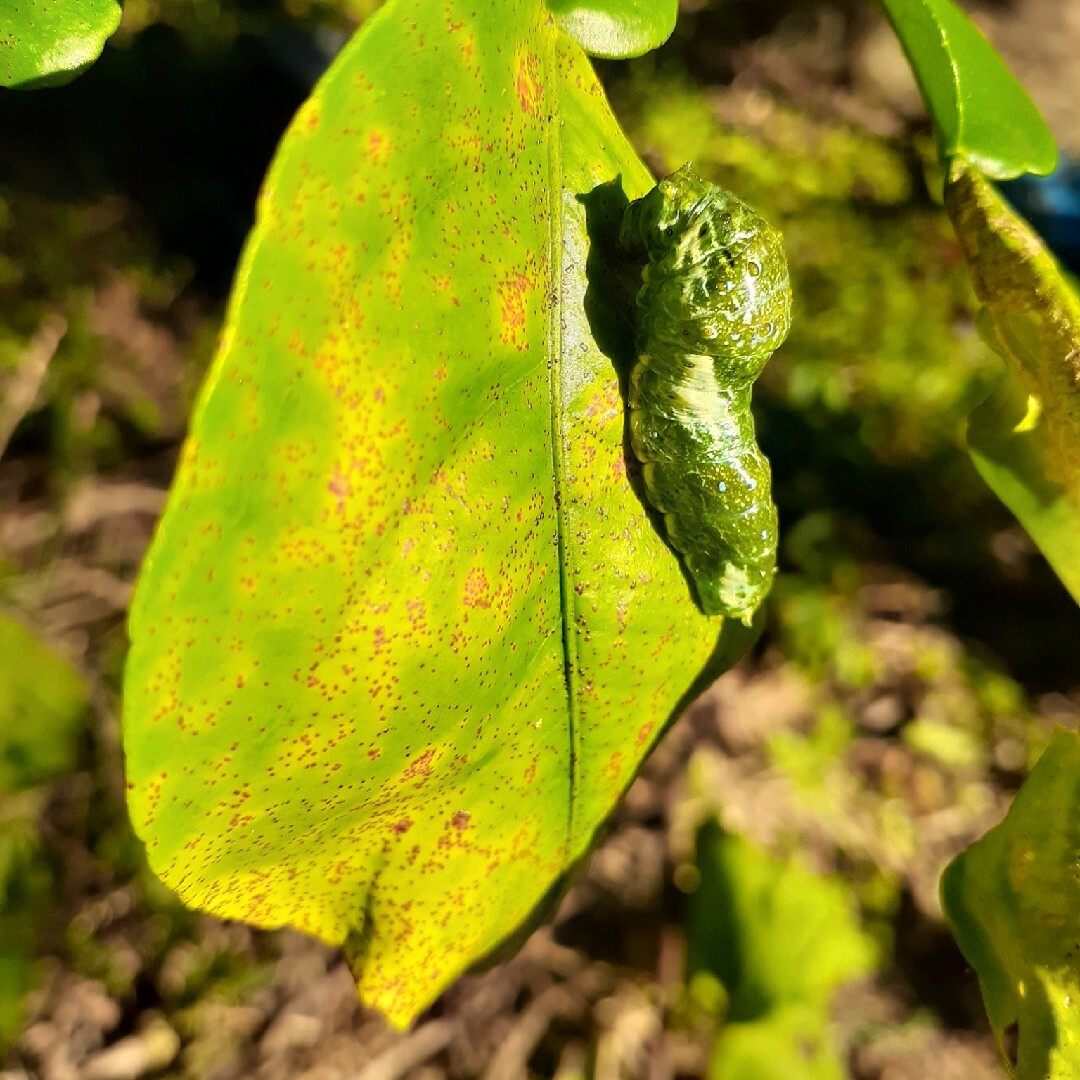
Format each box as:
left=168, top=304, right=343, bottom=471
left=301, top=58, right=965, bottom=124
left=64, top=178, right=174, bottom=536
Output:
left=123, top=0, right=747, bottom=1027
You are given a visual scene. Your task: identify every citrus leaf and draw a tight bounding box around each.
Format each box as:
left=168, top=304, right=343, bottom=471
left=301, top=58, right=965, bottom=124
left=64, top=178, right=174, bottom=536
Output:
left=123, top=0, right=747, bottom=1027
left=942, top=728, right=1080, bottom=1078
left=0, top=0, right=122, bottom=90
left=546, top=0, right=678, bottom=58
left=875, top=0, right=1056, bottom=179
left=945, top=159, right=1080, bottom=606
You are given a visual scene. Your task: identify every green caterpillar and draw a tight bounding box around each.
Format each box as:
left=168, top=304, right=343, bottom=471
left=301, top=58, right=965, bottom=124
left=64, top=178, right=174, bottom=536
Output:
left=619, top=164, right=792, bottom=624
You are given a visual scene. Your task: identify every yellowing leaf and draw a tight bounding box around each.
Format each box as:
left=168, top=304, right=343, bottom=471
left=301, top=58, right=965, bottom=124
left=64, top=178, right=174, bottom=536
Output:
left=123, top=0, right=747, bottom=1027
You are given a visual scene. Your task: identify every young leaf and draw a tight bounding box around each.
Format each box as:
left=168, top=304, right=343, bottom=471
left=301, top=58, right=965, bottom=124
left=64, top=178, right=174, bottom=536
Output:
left=875, top=0, right=1056, bottom=179
left=942, top=728, right=1080, bottom=1079
left=945, top=159, right=1080, bottom=606
left=123, top=0, right=750, bottom=1028
left=0, top=0, right=122, bottom=90
left=545, top=0, right=678, bottom=58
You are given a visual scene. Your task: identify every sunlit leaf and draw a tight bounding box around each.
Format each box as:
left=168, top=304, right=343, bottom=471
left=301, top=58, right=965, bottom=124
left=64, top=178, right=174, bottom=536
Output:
left=123, top=0, right=749, bottom=1027
left=875, top=0, right=1056, bottom=179
left=546, top=0, right=678, bottom=58
left=0, top=0, right=122, bottom=90
left=942, top=728, right=1080, bottom=1079
left=945, top=159, right=1080, bottom=606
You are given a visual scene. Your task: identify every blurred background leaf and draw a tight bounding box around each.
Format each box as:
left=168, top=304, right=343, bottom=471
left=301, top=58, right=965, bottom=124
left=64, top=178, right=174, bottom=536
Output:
left=0, top=613, right=87, bottom=1048
left=684, top=821, right=877, bottom=1080
left=0, top=614, right=86, bottom=792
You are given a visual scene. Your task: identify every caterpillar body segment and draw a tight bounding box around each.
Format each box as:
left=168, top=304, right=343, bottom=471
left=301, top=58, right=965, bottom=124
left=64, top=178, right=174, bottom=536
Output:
left=620, top=164, right=792, bottom=624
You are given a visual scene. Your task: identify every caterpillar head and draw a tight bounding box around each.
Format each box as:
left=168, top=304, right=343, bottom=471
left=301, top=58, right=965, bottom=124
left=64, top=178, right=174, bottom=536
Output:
left=624, top=164, right=791, bottom=371
left=620, top=163, right=711, bottom=262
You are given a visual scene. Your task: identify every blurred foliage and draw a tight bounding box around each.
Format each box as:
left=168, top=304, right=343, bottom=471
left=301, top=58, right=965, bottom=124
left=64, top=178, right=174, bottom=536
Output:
left=682, top=820, right=877, bottom=1079
left=676, top=558, right=1055, bottom=1074
left=0, top=616, right=87, bottom=790
left=765, top=569, right=1053, bottom=857
left=0, top=186, right=212, bottom=480
left=116, top=0, right=379, bottom=42
left=0, top=615, right=87, bottom=1047
left=0, top=804, right=52, bottom=1048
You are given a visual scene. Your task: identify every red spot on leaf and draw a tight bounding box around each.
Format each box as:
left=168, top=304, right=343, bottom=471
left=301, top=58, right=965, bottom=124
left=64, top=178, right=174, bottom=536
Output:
left=515, top=48, right=542, bottom=114
left=404, top=749, right=435, bottom=779
left=366, top=130, right=392, bottom=163
left=497, top=272, right=533, bottom=350
left=462, top=566, right=491, bottom=609
left=602, top=751, right=624, bottom=782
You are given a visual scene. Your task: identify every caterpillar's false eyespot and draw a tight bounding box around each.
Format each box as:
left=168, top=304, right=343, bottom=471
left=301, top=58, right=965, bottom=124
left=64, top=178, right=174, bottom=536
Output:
left=620, top=164, right=792, bottom=624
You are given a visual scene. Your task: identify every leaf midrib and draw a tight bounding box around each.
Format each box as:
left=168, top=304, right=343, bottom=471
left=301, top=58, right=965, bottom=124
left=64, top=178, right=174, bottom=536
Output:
left=544, top=17, right=581, bottom=856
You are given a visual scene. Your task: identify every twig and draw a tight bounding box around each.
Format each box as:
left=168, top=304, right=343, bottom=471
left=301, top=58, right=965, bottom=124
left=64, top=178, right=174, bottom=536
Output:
left=483, top=985, right=583, bottom=1080
left=0, top=314, right=66, bottom=458
left=64, top=481, right=167, bottom=534
left=354, top=1018, right=459, bottom=1080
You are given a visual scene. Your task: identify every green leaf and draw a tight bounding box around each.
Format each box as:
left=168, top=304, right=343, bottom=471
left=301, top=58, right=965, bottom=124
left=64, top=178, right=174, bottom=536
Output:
left=0, top=613, right=87, bottom=793
left=874, top=0, right=1056, bottom=179
left=0, top=0, right=122, bottom=90
left=686, top=823, right=876, bottom=1079
left=546, top=0, right=677, bottom=58
left=942, top=728, right=1080, bottom=1078
left=123, top=0, right=749, bottom=1027
left=944, top=160, right=1080, bottom=606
